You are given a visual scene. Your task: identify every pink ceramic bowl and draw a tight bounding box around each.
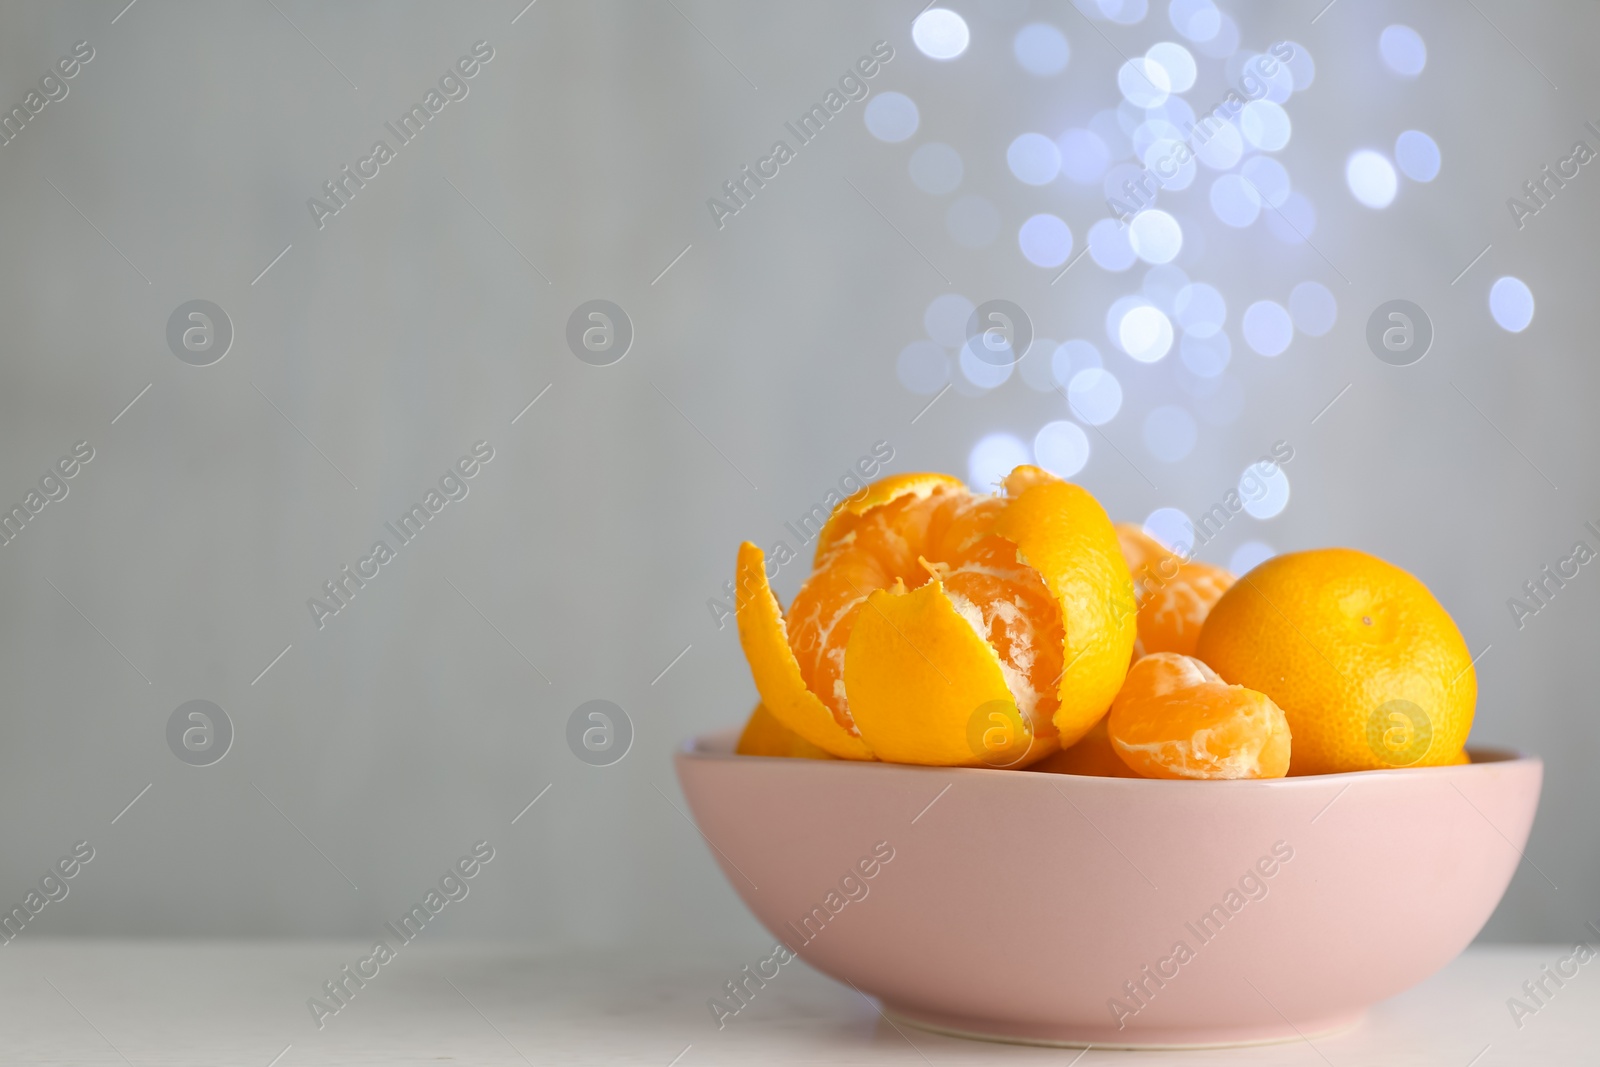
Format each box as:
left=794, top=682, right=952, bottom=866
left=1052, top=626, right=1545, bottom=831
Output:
left=675, top=728, right=1541, bottom=1048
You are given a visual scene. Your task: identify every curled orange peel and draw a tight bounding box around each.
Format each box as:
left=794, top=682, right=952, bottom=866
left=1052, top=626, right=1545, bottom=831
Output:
left=992, top=469, right=1138, bottom=747
left=735, top=542, right=874, bottom=760
left=843, top=578, right=1024, bottom=767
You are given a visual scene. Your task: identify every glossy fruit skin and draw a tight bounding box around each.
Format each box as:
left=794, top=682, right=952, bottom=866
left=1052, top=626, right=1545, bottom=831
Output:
left=1196, top=548, right=1476, bottom=776
left=1107, top=652, right=1290, bottom=780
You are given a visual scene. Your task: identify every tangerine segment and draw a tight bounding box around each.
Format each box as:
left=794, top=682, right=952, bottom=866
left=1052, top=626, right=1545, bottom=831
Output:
left=787, top=490, right=949, bottom=735
left=922, top=487, right=1065, bottom=736
left=1112, top=523, right=1235, bottom=658
left=1030, top=718, right=1140, bottom=778
left=992, top=469, right=1137, bottom=747
left=843, top=578, right=1042, bottom=767
left=1140, top=559, right=1235, bottom=658
left=1108, top=652, right=1291, bottom=779
left=734, top=542, right=874, bottom=761
left=811, top=472, right=965, bottom=566
left=735, top=704, right=836, bottom=759
left=1196, top=548, right=1475, bottom=775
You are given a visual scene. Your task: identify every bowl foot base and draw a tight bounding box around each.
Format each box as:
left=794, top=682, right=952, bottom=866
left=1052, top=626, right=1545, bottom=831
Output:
left=880, top=1002, right=1366, bottom=1050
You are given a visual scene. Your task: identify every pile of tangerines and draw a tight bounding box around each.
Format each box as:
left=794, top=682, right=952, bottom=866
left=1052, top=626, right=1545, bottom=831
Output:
left=733, top=466, right=1474, bottom=778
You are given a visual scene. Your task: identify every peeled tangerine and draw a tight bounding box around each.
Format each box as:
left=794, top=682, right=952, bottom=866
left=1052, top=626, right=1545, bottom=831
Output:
left=1107, top=652, right=1291, bottom=779
left=735, top=467, right=1137, bottom=767
left=1114, top=523, right=1235, bottom=658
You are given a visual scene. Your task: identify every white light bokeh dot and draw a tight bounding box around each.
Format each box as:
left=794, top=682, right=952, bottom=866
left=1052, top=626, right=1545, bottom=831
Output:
left=1144, top=507, right=1196, bottom=555
left=968, top=432, right=1029, bottom=491
left=1232, top=51, right=1294, bottom=104
left=1241, top=156, right=1290, bottom=206
left=1211, top=173, right=1261, bottom=226
left=1196, top=11, right=1240, bottom=59
left=1146, top=42, right=1197, bottom=92
left=1128, top=210, right=1183, bottom=263
left=1141, top=138, right=1197, bottom=191
left=1088, top=218, right=1137, bottom=271
left=1288, top=281, right=1337, bottom=336
left=864, top=92, right=919, bottom=142
left=960, top=343, right=1014, bottom=389
left=1490, top=276, right=1535, bottom=332
left=1100, top=0, right=1150, bottom=27
left=1118, top=58, right=1171, bottom=108
left=1169, top=0, right=1220, bottom=42
left=1281, top=41, right=1315, bottom=89
left=1239, top=461, right=1290, bottom=519
left=1240, top=100, right=1291, bottom=151
left=1119, top=305, right=1174, bottom=362
left=1014, top=23, right=1070, bottom=75
left=1007, top=132, right=1062, bottom=185
left=1380, top=24, right=1426, bottom=77
left=1034, top=420, right=1091, bottom=478
left=1395, top=130, right=1441, bottom=182
left=1018, top=214, right=1074, bottom=268
left=1067, top=368, right=1124, bottom=425
left=1242, top=300, right=1293, bottom=356
left=1194, top=122, right=1244, bottom=170
left=913, top=9, right=970, bottom=60
left=1346, top=150, right=1398, bottom=208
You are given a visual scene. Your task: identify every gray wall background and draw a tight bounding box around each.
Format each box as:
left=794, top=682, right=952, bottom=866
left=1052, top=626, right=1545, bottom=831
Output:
left=0, top=0, right=1593, bottom=955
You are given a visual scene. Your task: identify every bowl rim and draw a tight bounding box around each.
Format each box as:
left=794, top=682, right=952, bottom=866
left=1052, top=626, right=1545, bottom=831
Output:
left=677, top=727, right=1540, bottom=786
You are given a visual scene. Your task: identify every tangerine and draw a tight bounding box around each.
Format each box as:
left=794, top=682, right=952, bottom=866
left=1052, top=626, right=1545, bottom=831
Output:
left=735, top=467, right=1136, bottom=765
left=1196, top=548, right=1475, bottom=775
left=1107, top=652, right=1291, bottom=779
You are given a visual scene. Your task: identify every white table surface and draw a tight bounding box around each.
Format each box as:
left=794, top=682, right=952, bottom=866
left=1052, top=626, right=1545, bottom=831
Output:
left=0, top=940, right=1591, bottom=1065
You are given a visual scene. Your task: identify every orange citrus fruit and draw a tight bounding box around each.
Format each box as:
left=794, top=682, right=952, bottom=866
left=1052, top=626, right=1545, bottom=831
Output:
left=735, top=467, right=1136, bottom=766
left=735, top=704, right=835, bottom=759
left=1030, top=717, right=1141, bottom=778
left=1195, top=548, right=1476, bottom=775
left=1114, top=523, right=1235, bottom=658
left=1107, top=652, right=1291, bottom=779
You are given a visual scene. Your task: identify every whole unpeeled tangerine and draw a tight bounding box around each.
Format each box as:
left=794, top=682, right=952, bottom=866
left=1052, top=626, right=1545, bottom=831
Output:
left=1196, top=548, right=1475, bottom=775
